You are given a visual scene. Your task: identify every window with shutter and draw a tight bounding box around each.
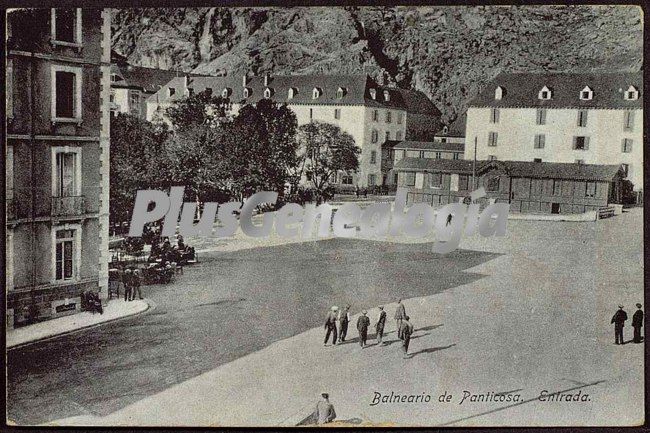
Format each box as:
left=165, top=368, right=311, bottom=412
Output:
left=459, top=175, right=469, bottom=191
left=574, top=136, right=588, bottom=150
left=585, top=182, right=596, bottom=198
left=488, top=132, right=498, bottom=147
left=370, top=151, right=377, bottom=164
left=622, top=138, right=633, bottom=153
left=430, top=173, right=443, bottom=187
left=536, top=108, right=547, bottom=125
left=490, top=108, right=500, bottom=123
left=406, top=172, right=415, bottom=186
left=371, top=129, right=378, bottom=143
left=372, top=110, right=378, bottom=122
left=534, top=134, right=545, bottom=149
left=623, top=111, right=635, bottom=131
left=577, top=110, right=588, bottom=127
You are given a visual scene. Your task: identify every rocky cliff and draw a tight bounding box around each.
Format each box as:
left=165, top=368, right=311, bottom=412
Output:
left=111, top=6, right=642, bottom=124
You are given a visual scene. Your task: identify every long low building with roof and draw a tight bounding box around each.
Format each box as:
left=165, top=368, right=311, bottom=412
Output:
left=145, top=73, right=442, bottom=188
left=464, top=71, right=642, bottom=200
left=393, top=157, right=624, bottom=214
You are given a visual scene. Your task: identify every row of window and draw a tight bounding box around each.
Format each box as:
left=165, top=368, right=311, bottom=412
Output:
left=489, top=107, right=636, bottom=130
left=394, top=149, right=461, bottom=160
left=175, top=86, right=395, bottom=103
left=371, top=110, right=404, bottom=124
left=487, top=131, right=634, bottom=153
left=403, top=171, right=602, bottom=198
left=494, top=85, right=640, bottom=101
left=370, top=129, right=403, bottom=143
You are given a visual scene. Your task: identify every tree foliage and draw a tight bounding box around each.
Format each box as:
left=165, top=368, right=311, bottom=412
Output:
left=296, top=121, right=360, bottom=203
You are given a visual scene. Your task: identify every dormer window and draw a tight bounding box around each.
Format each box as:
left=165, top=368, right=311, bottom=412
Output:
left=580, top=86, right=593, bottom=101
left=442, top=125, right=449, bottom=134
left=222, top=88, right=231, bottom=98
left=288, top=88, right=297, bottom=99
left=312, top=88, right=322, bottom=99
left=168, top=87, right=176, bottom=97
left=264, top=87, right=273, bottom=99
left=243, top=87, right=251, bottom=98
left=495, top=86, right=504, bottom=100
left=369, top=88, right=377, bottom=100
left=336, top=87, right=346, bottom=99
left=538, top=86, right=552, bottom=100
left=624, top=85, right=639, bottom=101
left=383, top=90, right=390, bottom=102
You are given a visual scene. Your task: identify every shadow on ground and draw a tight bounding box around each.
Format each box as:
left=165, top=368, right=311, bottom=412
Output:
left=7, top=238, right=500, bottom=425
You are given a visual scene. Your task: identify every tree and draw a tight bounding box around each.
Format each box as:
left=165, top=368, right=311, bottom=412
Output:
left=110, top=113, right=170, bottom=225
left=296, top=121, right=360, bottom=203
left=165, top=89, right=232, bottom=132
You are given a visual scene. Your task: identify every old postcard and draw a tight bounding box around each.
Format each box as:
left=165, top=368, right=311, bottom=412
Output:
left=4, top=4, right=645, bottom=427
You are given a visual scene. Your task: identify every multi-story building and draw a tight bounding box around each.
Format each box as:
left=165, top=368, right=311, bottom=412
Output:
left=6, top=8, right=111, bottom=327
left=109, top=52, right=202, bottom=119
left=464, top=72, right=643, bottom=199
left=382, top=139, right=464, bottom=186
left=145, top=73, right=441, bottom=187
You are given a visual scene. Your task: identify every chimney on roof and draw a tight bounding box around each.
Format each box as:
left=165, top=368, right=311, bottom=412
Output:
left=242, top=74, right=248, bottom=87
left=184, top=75, right=188, bottom=89
left=264, top=74, right=270, bottom=86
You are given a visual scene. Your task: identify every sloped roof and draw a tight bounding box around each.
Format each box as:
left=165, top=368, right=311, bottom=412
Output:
left=146, top=73, right=438, bottom=112
left=111, top=64, right=207, bottom=93
left=394, top=158, right=622, bottom=181
left=393, top=88, right=441, bottom=116
left=468, top=72, right=643, bottom=109
left=385, top=140, right=464, bottom=153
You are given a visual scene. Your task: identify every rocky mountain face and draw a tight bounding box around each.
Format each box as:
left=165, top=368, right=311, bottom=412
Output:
left=111, top=6, right=642, bottom=124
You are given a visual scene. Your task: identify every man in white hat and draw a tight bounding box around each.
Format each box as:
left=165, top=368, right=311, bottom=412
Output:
left=324, top=306, right=339, bottom=346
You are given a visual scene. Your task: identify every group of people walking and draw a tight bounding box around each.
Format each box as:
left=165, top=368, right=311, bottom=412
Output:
left=611, top=304, right=644, bottom=345
left=123, top=267, right=144, bottom=302
left=324, top=299, right=415, bottom=358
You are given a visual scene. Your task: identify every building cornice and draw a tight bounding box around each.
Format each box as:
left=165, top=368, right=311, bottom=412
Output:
left=8, top=50, right=103, bottom=67
left=467, top=104, right=642, bottom=111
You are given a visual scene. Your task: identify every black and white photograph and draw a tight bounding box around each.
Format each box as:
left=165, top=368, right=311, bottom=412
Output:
left=4, top=3, right=645, bottom=427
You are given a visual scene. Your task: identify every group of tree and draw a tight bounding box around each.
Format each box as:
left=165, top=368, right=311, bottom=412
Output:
left=110, top=90, right=360, bottom=224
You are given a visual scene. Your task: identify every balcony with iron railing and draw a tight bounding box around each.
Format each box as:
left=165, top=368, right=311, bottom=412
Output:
left=51, top=195, right=86, bottom=217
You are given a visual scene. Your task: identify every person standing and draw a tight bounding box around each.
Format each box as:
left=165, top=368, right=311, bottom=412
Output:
left=400, top=315, right=414, bottom=358
left=131, top=268, right=143, bottom=300
left=394, top=299, right=406, bottom=338
left=611, top=305, right=628, bottom=345
left=324, top=306, right=339, bottom=346
left=123, top=268, right=132, bottom=302
left=357, top=310, right=370, bottom=347
left=632, top=303, right=644, bottom=344
left=338, top=304, right=351, bottom=343
left=315, top=393, right=336, bottom=425
left=376, top=306, right=387, bottom=344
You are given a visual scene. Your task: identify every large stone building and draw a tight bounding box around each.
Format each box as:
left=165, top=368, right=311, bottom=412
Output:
left=145, top=73, right=441, bottom=187
left=6, top=8, right=111, bottom=327
left=464, top=72, right=643, bottom=198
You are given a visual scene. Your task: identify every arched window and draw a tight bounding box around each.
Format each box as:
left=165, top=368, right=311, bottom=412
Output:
left=624, top=85, right=639, bottom=101
left=369, top=88, right=377, bottom=100
left=336, top=87, right=346, bottom=99
left=264, top=87, right=273, bottom=99
left=538, top=86, right=552, bottom=100
left=494, top=86, right=504, bottom=100
left=312, top=87, right=322, bottom=99
left=243, top=87, right=251, bottom=98
left=288, top=87, right=297, bottom=99
left=580, top=86, right=593, bottom=101
left=383, top=90, right=390, bottom=102
left=222, top=88, right=231, bottom=98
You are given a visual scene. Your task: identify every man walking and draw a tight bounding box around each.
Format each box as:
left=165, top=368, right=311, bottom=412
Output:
left=338, top=304, right=351, bottom=343
left=400, top=315, right=414, bottom=358
left=357, top=310, right=370, bottom=347
left=131, top=268, right=143, bottom=300
left=315, top=393, right=336, bottom=425
left=376, top=306, right=387, bottom=344
left=611, top=305, right=628, bottom=345
left=632, top=303, right=644, bottom=344
left=123, top=268, right=132, bottom=302
left=395, top=299, right=406, bottom=338
left=324, top=306, right=339, bottom=346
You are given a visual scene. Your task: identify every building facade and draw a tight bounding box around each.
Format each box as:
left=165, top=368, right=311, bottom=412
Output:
left=464, top=72, right=643, bottom=196
left=145, top=73, right=441, bottom=188
left=6, top=8, right=111, bottom=327
left=382, top=140, right=465, bottom=186
left=393, top=158, right=623, bottom=214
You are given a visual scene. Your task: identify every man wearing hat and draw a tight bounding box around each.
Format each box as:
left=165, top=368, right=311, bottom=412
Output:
left=611, top=305, right=628, bottom=345
left=357, top=310, right=371, bottom=347
left=394, top=299, right=406, bottom=339
left=338, top=304, right=351, bottom=343
left=315, top=393, right=336, bottom=425
left=632, top=303, right=644, bottom=344
left=400, top=315, right=415, bottom=358
left=123, top=268, right=132, bottom=302
left=376, top=306, right=387, bottom=344
left=324, top=306, right=339, bottom=346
